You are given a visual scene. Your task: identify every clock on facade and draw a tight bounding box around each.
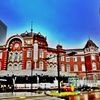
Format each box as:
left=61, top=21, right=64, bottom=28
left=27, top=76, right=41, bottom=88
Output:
left=14, top=43, right=19, bottom=48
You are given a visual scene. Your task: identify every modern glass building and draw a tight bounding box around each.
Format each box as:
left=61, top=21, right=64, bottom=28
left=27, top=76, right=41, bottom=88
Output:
left=0, top=20, right=7, bottom=45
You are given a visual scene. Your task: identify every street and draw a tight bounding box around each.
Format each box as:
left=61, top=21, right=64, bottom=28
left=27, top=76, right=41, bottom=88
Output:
left=1, top=91, right=100, bottom=100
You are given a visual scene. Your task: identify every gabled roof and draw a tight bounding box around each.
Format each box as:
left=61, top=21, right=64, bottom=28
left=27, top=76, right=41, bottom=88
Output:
left=84, top=39, right=98, bottom=48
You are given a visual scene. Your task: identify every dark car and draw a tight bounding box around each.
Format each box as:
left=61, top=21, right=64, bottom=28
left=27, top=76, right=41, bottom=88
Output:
left=77, top=85, right=91, bottom=91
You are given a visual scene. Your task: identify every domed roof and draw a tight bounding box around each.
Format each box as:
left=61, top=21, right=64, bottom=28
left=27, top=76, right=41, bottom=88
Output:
left=84, top=39, right=98, bottom=48
left=20, top=31, right=46, bottom=39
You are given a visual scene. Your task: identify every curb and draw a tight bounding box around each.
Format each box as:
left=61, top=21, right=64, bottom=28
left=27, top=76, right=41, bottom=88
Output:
left=0, top=94, right=49, bottom=99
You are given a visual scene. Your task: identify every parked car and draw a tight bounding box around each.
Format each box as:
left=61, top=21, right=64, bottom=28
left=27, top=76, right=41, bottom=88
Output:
left=60, top=84, right=75, bottom=92
left=76, top=85, right=91, bottom=91
left=91, top=85, right=100, bottom=90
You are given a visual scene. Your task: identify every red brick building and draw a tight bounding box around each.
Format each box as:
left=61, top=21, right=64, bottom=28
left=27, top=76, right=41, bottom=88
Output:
left=0, top=31, right=100, bottom=86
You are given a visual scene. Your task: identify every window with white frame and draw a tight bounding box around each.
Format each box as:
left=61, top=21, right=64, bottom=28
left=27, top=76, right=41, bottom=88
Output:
left=27, top=40, right=30, bottom=44
left=53, top=55, right=57, bottom=62
left=92, top=62, right=96, bottom=70
left=91, top=54, right=95, bottom=60
left=66, top=64, right=70, bottom=72
left=61, top=55, right=64, bottom=61
left=13, top=63, right=18, bottom=70
left=19, top=63, right=22, bottom=70
left=40, top=50, right=44, bottom=58
left=0, top=62, right=1, bottom=70
left=66, top=57, right=70, bottom=62
left=14, top=52, right=18, bottom=61
left=39, top=61, right=43, bottom=70
left=26, top=61, right=31, bottom=69
left=82, top=64, right=85, bottom=71
left=9, top=53, right=13, bottom=61
left=27, top=49, right=32, bottom=58
left=62, top=64, right=65, bottom=72
left=8, top=64, right=13, bottom=70
left=49, top=54, right=52, bottom=62
left=19, top=52, right=22, bottom=61
left=73, top=57, right=77, bottom=62
left=74, top=64, right=78, bottom=72
left=90, top=47, right=94, bottom=52
left=81, top=56, right=84, bottom=61
left=0, top=51, right=2, bottom=59
left=93, top=74, right=98, bottom=83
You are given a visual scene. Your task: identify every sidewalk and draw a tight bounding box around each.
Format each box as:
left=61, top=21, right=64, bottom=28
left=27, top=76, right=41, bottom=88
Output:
left=0, top=91, right=47, bottom=99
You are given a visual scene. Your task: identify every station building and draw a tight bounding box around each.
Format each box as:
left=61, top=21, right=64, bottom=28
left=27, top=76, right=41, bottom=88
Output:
left=0, top=31, right=100, bottom=86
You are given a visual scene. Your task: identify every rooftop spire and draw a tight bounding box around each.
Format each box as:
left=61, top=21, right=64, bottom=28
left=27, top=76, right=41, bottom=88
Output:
left=88, top=35, right=90, bottom=40
left=31, top=21, right=33, bottom=33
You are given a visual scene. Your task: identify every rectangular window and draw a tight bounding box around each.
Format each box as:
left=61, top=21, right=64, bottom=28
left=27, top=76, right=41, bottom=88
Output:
left=26, top=61, right=31, bottom=69
left=66, top=65, right=70, bottom=72
left=40, top=50, right=43, bottom=58
left=73, top=57, right=77, bottom=62
left=66, top=57, right=70, bottom=62
left=81, top=56, right=84, bottom=61
left=61, top=55, right=64, bottom=61
left=91, top=55, right=95, bottom=60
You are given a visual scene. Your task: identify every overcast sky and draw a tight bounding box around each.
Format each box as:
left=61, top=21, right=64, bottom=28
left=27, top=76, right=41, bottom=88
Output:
left=0, top=0, right=100, bottom=49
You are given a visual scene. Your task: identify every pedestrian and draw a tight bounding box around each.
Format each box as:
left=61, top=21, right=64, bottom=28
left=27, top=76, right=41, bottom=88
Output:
left=11, top=84, right=14, bottom=93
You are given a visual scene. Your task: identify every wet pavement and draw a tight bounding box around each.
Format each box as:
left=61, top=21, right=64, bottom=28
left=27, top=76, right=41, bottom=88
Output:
left=0, top=90, right=100, bottom=100
left=0, top=91, right=46, bottom=99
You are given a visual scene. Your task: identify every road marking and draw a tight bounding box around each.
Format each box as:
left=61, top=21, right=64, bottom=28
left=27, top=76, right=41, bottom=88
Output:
left=19, top=96, right=26, bottom=98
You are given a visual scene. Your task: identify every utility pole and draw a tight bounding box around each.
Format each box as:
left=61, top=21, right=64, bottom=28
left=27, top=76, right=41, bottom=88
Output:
left=31, top=64, right=33, bottom=91
left=57, top=47, right=60, bottom=93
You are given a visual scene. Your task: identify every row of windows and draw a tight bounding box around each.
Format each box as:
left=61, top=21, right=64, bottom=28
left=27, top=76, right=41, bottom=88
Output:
left=65, top=55, right=96, bottom=62
left=9, top=52, right=22, bottom=62
left=7, top=63, right=22, bottom=70
left=0, top=50, right=97, bottom=62
left=0, top=60, right=97, bottom=72
left=27, top=49, right=44, bottom=58
left=62, top=62, right=97, bottom=72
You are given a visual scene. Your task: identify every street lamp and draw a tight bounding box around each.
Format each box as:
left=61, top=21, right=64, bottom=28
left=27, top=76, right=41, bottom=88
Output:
left=84, top=52, right=88, bottom=85
left=31, top=65, right=33, bottom=91
left=44, top=47, right=60, bottom=93
left=57, top=47, right=60, bottom=93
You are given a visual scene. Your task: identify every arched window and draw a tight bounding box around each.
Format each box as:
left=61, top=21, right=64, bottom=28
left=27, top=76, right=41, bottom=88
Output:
left=92, top=62, right=96, bottom=70
left=8, top=64, right=13, bottom=70
left=19, top=52, right=22, bottom=61
left=9, top=52, right=13, bottom=61
left=27, top=49, right=32, bottom=58
left=74, top=64, right=78, bottom=72
left=39, top=50, right=44, bottom=58
left=82, top=64, right=85, bottom=71
left=54, top=64, right=57, bottom=71
left=52, top=54, right=56, bottom=63
left=14, top=52, right=18, bottom=61
left=62, top=64, right=65, bottom=72
left=49, top=54, right=52, bottom=62
left=26, top=61, right=31, bottom=69
left=19, top=63, right=22, bottom=70
left=13, top=63, right=18, bottom=70
left=66, top=64, right=70, bottom=72
left=39, top=61, right=43, bottom=70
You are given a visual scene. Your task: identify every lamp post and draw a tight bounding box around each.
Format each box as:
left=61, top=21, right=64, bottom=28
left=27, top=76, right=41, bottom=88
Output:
left=57, top=47, right=60, bottom=93
left=84, top=52, right=88, bottom=85
left=43, top=47, right=60, bottom=93
left=31, top=65, right=33, bottom=91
